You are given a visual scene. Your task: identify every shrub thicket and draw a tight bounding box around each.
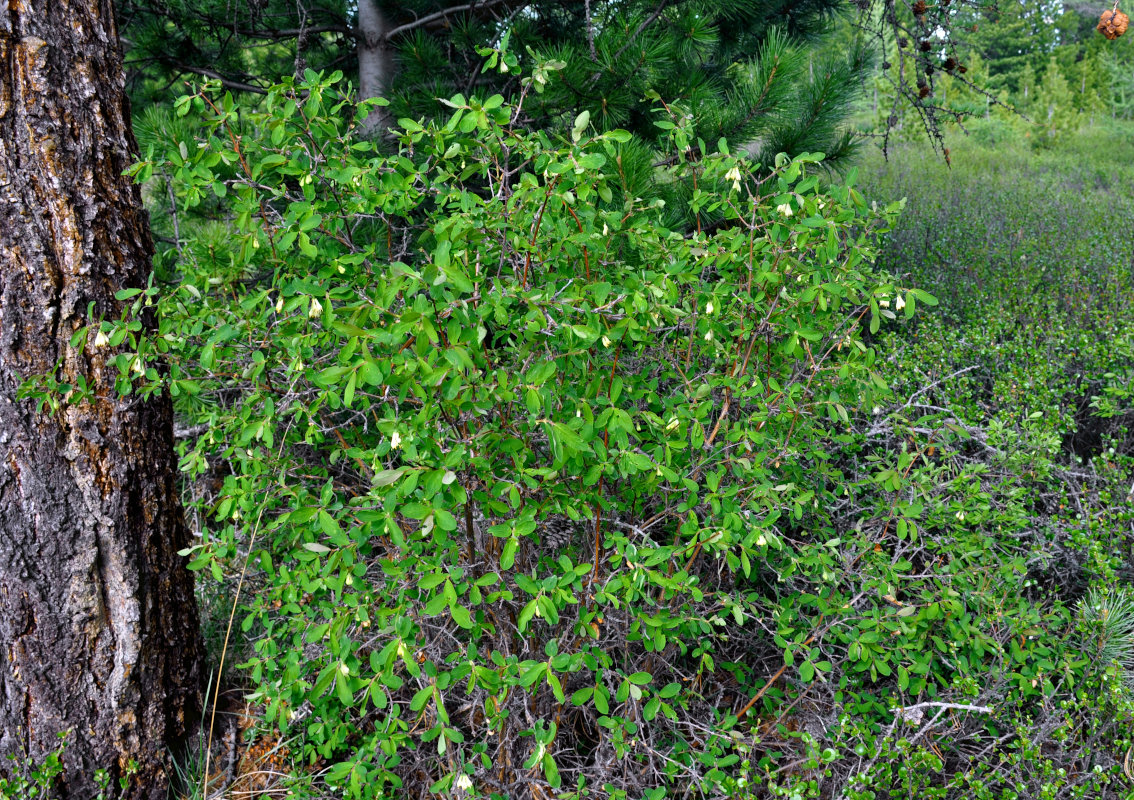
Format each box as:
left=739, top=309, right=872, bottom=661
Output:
left=28, top=70, right=1134, bottom=800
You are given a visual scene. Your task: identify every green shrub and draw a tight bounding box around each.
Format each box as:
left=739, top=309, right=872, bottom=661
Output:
left=0, top=735, right=135, bottom=800
left=0, top=737, right=64, bottom=800
left=95, top=65, right=939, bottom=798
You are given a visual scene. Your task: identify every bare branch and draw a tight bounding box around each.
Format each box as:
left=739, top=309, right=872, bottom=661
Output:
left=892, top=701, right=994, bottom=720
left=231, top=24, right=351, bottom=40
left=584, top=0, right=598, bottom=61
left=173, top=64, right=268, bottom=95
left=384, top=0, right=522, bottom=41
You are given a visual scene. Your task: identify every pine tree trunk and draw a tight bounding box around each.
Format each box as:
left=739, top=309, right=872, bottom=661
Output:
left=0, top=2, right=203, bottom=798
left=357, top=0, right=395, bottom=137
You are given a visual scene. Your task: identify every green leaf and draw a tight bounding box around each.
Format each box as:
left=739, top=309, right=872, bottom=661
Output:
left=911, top=288, right=938, bottom=306
left=519, top=662, right=546, bottom=687
left=318, top=510, right=345, bottom=542
left=312, top=664, right=337, bottom=699
left=543, top=753, right=561, bottom=788
left=290, top=507, right=319, bottom=523
left=335, top=673, right=355, bottom=706
left=546, top=670, right=565, bottom=702
left=500, top=536, right=519, bottom=570
left=434, top=241, right=451, bottom=269
left=373, top=468, right=407, bottom=487
left=644, top=696, right=661, bottom=721
left=569, top=324, right=598, bottom=343
left=571, top=687, right=594, bottom=705
left=536, top=594, right=560, bottom=625
left=410, top=686, right=433, bottom=711
left=518, top=596, right=543, bottom=633
left=800, top=661, right=815, bottom=682
left=593, top=686, right=609, bottom=714
left=423, top=592, right=448, bottom=616
left=571, top=110, right=590, bottom=142
left=450, top=603, right=473, bottom=629
left=343, top=371, right=356, bottom=407
left=545, top=421, right=588, bottom=456
left=434, top=508, right=458, bottom=531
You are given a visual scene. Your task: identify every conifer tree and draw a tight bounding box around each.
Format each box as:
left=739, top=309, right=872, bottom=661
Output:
left=959, top=0, right=1061, bottom=94
left=1033, top=53, right=1078, bottom=144
left=121, top=1, right=866, bottom=162
left=0, top=1, right=203, bottom=796
left=121, top=0, right=881, bottom=230
left=1066, top=49, right=1108, bottom=117
left=1103, top=47, right=1134, bottom=117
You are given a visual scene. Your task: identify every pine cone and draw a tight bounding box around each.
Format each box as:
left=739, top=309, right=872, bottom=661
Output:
left=1099, top=7, right=1129, bottom=38
left=542, top=516, right=576, bottom=550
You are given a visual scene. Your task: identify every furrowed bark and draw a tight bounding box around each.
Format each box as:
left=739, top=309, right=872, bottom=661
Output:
left=0, top=1, right=203, bottom=798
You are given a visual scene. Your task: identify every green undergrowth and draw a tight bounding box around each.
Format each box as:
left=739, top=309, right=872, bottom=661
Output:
left=843, top=128, right=1134, bottom=798
left=0, top=733, right=136, bottom=800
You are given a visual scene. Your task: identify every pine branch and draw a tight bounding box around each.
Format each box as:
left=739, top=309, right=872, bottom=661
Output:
left=588, top=0, right=672, bottom=85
